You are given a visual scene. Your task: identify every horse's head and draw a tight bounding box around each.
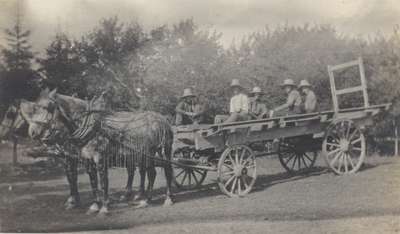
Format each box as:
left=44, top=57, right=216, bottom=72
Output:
left=20, top=88, right=60, bottom=140
left=0, top=104, right=26, bottom=139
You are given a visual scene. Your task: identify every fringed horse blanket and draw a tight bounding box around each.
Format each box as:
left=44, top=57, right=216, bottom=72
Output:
left=76, top=109, right=173, bottom=170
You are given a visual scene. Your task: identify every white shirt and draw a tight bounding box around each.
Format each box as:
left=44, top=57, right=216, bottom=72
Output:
left=230, top=93, right=249, bottom=113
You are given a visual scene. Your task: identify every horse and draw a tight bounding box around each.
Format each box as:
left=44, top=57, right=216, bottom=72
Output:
left=14, top=97, right=139, bottom=215
left=1, top=100, right=101, bottom=211
left=22, top=89, right=174, bottom=214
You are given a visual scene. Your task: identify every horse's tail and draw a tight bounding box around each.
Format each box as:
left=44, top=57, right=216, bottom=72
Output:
left=156, top=115, right=174, bottom=162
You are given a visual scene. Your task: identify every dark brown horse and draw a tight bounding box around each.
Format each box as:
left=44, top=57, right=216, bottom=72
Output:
left=22, top=89, right=174, bottom=214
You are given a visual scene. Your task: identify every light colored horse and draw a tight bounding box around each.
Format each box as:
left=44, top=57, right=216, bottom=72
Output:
left=2, top=100, right=101, bottom=210
left=22, top=89, right=174, bottom=214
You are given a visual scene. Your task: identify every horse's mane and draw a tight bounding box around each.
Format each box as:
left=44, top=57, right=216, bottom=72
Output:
left=55, top=94, right=88, bottom=120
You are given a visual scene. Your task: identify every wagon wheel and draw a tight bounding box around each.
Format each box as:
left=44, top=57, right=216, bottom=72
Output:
left=322, top=119, right=366, bottom=175
left=217, top=145, right=257, bottom=197
left=278, top=138, right=318, bottom=174
left=172, top=150, right=207, bottom=190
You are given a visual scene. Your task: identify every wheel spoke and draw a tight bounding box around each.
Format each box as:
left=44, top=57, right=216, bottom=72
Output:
left=336, top=152, right=343, bottom=172
left=238, top=177, right=242, bottom=196
left=330, top=151, right=342, bottom=167
left=301, top=154, right=308, bottom=168
left=230, top=177, right=238, bottom=194
left=193, top=168, right=206, bottom=174
left=326, top=142, right=340, bottom=148
left=345, top=123, right=352, bottom=139
left=181, top=171, right=188, bottom=185
left=344, top=153, right=348, bottom=173
left=291, top=155, right=297, bottom=169
left=348, top=129, right=358, bottom=141
left=284, top=153, right=296, bottom=165
left=298, top=154, right=302, bottom=170
left=243, top=157, right=255, bottom=167
left=235, top=148, right=239, bottom=164
left=327, top=148, right=341, bottom=157
left=303, top=152, right=313, bottom=162
left=223, top=170, right=235, bottom=176
left=353, top=147, right=362, bottom=151
left=175, top=169, right=185, bottom=178
left=223, top=163, right=234, bottom=170
left=347, top=152, right=356, bottom=169
left=188, top=171, right=192, bottom=185
left=239, top=148, right=246, bottom=165
left=191, top=171, right=199, bottom=184
left=351, top=138, right=362, bottom=144
left=227, top=151, right=235, bottom=166
left=224, top=175, right=235, bottom=188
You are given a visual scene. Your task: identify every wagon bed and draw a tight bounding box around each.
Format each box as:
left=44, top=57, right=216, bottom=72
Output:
left=171, top=58, right=392, bottom=198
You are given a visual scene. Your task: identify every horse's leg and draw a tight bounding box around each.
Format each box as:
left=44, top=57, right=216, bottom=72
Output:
left=98, top=155, right=109, bottom=215
left=146, top=166, right=156, bottom=203
left=120, top=157, right=135, bottom=202
left=86, top=160, right=100, bottom=215
left=65, top=156, right=80, bottom=210
left=134, top=166, right=146, bottom=201
left=134, top=166, right=148, bottom=208
left=162, top=148, right=174, bottom=207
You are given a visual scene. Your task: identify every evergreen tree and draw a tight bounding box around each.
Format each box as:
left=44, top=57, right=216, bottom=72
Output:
left=37, top=33, right=87, bottom=97
left=0, top=4, right=38, bottom=105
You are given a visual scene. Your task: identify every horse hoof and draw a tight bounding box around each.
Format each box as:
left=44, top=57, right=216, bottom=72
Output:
left=98, top=206, right=109, bottom=216
left=134, top=200, right=148, bottom=209
left=163, top=198, right=174, bottom=207
left=65, top=203, right=77, bottom=210
left=133, top=194, right=144, bottom=201
left=86, top=203, right=100, bottom=215
left=119, top=195, right=127, bottom=202
left=64, top=196, right=74, bottom=206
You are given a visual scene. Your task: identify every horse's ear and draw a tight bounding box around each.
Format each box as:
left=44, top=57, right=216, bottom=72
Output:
left=49, top=88, right=57, bottom=99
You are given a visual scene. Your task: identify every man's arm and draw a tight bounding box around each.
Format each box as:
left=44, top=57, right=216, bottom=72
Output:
left=176, top=102, right=193, bottom=115
left=230, top=97, right=235, bottom=113
left=241, top=95, right=249, bottom=113
left=274, top=92, right=295, bottom=112
left=257, top=104, right=269, bottom=119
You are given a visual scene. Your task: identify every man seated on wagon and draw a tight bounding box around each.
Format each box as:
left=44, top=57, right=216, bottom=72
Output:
left=214, top=79, right=249, bottom=123
left=175, top=88, right=205, bottom=125
left=298, top=80, right=318, bottom=113
left=248, top=86, right=268, bottom=120
left=270, top=78, right=302, bottom=117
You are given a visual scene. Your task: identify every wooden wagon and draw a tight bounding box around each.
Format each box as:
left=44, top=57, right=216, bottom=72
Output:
left=171, top=58, right=391, bottom=197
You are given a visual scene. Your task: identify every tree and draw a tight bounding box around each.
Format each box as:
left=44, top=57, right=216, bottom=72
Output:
left=81, top=17, right=147, bottom=110
left=37, top=33, right=87, bottom=97
left=0, top=2, right=38, bottom=105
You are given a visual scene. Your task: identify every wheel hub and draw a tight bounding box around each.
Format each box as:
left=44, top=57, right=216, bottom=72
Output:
left=234, top=165, right=244, bottom=177
left=340, top=139, right=350, bottom=152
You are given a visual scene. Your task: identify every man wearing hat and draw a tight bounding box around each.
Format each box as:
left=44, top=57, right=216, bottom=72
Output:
left=299, top=79, right=318, bottom=113
left=175, top=88, right=204, bottom=125
left=214, top=79, right=249, bottom=123
left=271, top=78, right=302, bottom=116
left=225, top=79, right=250, bottom=123
left=248, top=86, right=268, bottom=119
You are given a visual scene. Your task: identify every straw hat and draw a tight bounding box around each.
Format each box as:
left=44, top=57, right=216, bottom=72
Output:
left=250, top=86, right=264, bottom=95
left=230, top=79, right=243, bottom=89
left=280, top=78, right=296, bottom=87
left=298, top=79, right=312, bottom=89
left=181, top=88, right=196, bottom=99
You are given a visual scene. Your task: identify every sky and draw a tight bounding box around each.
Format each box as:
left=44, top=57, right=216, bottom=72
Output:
left=0, top=0, right=400, bottom=52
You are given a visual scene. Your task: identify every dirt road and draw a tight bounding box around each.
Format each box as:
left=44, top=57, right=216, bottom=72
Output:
left=0, top=146, right=400, bottom=233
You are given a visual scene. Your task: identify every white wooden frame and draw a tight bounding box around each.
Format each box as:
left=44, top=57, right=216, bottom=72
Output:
left=327, top=57, right=369, bottom=113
